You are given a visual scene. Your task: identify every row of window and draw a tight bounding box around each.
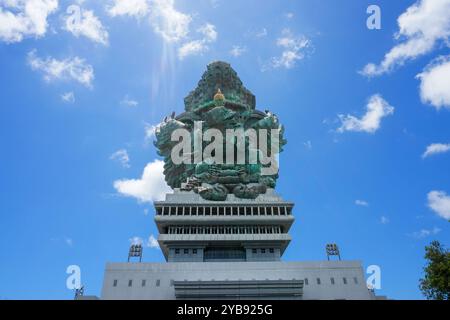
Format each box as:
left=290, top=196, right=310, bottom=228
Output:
left=174, top=248, right=198, bottom=255
left=156, top=206, right=292, bottom=216
left=112, top=276, right=359, bottom=288
left=113, top=279, right=162, bottom=288
left=304, top=277, right=359, bottom=286
left=166, top=225, right=283, bottom=235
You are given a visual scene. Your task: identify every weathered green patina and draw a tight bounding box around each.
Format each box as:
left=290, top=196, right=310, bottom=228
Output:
left=154, top=61, right=286, bottom=201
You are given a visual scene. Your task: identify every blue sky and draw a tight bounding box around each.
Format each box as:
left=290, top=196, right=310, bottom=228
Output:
left=0, top=0, right=449, bottom=300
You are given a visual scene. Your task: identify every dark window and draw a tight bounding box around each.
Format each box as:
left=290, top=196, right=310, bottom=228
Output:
left=170, top=280, right=174, bottom=286
left=354, top=277, right=358, bottom=284
left=113, top=279, right=117, bottom=287
left=261, top=249, right=266, bottom=254
left=269, top=248, right=274, bottom=253
left=304, top=278, right=308, bottom=285
left=142, top=279, right=146, bottom=287
left=193, top=249, right=197, bottom=254
left=317, top=278, right=321, bottom=285
left=128, top=280, right=133, bottom=287
left=184, top=249, right=189, bottom=254
left=331, top=277, right=335, bottom=285
left=156, top=279, right=160, bottom=287
left=252, top=248, right=257, bottom=254
left=343, top=277, right=347, bottom=285
left=175, top=249, right=180, bottom=254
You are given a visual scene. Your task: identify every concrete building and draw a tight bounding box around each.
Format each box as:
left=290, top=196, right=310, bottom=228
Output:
left=99, top=190, right=379, bottom=300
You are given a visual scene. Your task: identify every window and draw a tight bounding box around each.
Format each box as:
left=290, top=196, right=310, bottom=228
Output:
left=175, top=249, right=180, bottom=254
left=252, top=248, right=257, bottom=254
left=142, top=279, right=146, bottom=287
left=193, top=249, right=197, bottom=254
left=304, top=278, right=308, bottom=285
left=354, top=277, right=358, bottom=284
left=156, top=279, right=160, bottom=287
left=343, top=277, right=347, bottom=285
left=128, top=280, right=133, bottom=287
left=331, top=277, right=335, bottom=285
left=113, top=279, right=118, bottom=287
left=184, top=249, right=189, bottom=254
left=170, top=280, right=174, bottom=286
left=269, top=248, right=274, bottom=253
left=317, top=278, right=321, bottom=285
left=261, top=249, right=266, bottom=254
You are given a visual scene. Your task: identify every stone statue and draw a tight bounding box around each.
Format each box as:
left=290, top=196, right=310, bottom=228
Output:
left=154, top=61, right=287, bottom=201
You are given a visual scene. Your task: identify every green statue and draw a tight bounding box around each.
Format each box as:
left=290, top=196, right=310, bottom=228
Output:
left=154, top=61, right=286, bottom=201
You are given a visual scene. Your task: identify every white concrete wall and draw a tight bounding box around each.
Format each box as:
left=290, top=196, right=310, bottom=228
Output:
left=101, top=260, right=374, bottom=300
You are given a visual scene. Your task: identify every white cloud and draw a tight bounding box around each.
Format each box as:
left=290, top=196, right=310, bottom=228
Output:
left=120, top=95, right=138, bottom=107
left=178, top=39, right=205, bottom=60
left=177, top=23, right=217, bottom=60
left=0, top=0, right=58, bottom=43
left=61, top=91, right=75, bottom=103
left=27, top=50, right=94, bottom=88
left=145, top=123, right=159, bottom=141
left=427, top=190, right=450, bottom=220
left=113, top=159, right=171, bottom=203
left=110, top=149, right=130, bottom=168
left=149, top=0, right=191, bottom=43
left=422, top=143, right=450, bottom=158
left=64, top=237, right=73, bottom=247
left=129, top=234, right=159, bottom=249
left=380, top=216, right=390, bottom=224
left=361, top=0, right=450, bottom=77
left=107, top=0, right=149, bottom=18
left=416, top=55, right=450, bottom=109
left=412, top=227, right=441, bottom=239
left=198, top=22, right=217, bottom=42
left=285, top=12, right=294, bottom=19
left=337, top=94, right=394, bottom=133
left=64, top=7, right=109, bottom=45
left=355, top=200, right=369, bottom=207
left=230, top=45, right=246, bottom=57
left=266, top=28, right=312, bottom=70
left=303, top=140, right=312, bottom=150
left=255, top=27, right=267, bottom=38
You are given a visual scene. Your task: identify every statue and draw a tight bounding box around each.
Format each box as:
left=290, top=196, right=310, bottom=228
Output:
left=154, top=61, right=287, bottom=201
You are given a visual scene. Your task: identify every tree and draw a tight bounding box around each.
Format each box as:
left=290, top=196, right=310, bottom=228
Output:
left=419, top=241, right=450, bottom=300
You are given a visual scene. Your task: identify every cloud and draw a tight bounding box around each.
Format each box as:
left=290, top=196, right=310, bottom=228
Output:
left=149, top=0, right=191, bottom=43
left=129, top=234, right=159, bottom=249
left=120, top=95, right=138, bottom=107
left=0, top=0, right=58, bottom=43
left=27, top=50, right=94, bottom=88
left=303, top=140, right=312, bottom=150
left=380, top=216, right=390, bottom=224
left=427, top=190, right=450, bottom=220
left=107, top=0, right=149, bottom=18
left=337, top=94, right=394, bottom=133
left=113, top=159, right=171, bottom=203
left=64, top=237, right=73, bottom=247
left=411, top=227, right=441, bottom=239
left=110, top=149, right=130, bottom=168
left=265, top=28, right=312, bottom=70
left=355, top=200, right=369, bottom=207
left=178, top=23, right=217, bottom=60
left=64, top=6, right=109, bottom=45
left=422, top=143, right=450, bottom=158
left=416, top=55, right=450, bottom=109
left=360, top=0, right=450, bottom=77
left=230, top=45, right=246, bottom=57
left=145, top=123, right=159, bottom=141
left=61, top=91, right=75, bottom=103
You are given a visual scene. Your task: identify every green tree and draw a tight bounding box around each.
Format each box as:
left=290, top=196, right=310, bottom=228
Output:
left=419, top=241, right=450, bottom=300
